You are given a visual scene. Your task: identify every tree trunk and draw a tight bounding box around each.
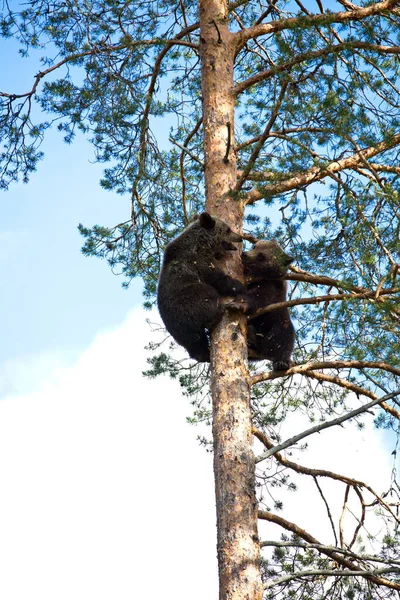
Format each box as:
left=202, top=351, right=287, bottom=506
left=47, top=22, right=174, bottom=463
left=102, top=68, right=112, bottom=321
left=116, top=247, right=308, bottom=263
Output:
left=199, top=1, right=263, bottom=599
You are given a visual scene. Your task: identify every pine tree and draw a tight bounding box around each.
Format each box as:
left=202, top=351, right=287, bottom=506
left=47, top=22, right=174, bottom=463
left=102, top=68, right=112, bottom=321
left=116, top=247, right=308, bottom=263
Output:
left=1, top=1, right=400, bottom=598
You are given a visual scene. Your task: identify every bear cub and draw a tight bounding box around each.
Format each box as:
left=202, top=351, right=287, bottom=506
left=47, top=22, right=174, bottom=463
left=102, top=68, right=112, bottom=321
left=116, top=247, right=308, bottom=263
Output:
left=242, top=239, right=295, bottom=371
left=157, top=212, right=246, bottom=362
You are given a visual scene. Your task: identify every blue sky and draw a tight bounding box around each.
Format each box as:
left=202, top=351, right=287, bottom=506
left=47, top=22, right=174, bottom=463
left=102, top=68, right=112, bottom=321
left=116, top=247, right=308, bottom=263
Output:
left=1, top=126, right=141, bottom=366
left=0, top=36, right=143, bottom=364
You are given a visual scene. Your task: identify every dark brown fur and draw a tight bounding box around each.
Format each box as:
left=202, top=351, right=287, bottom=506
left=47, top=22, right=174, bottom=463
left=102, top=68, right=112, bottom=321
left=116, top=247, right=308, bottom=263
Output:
left=157, top=212, right=245, bottom=362
left=242, top=240, right=295, bottom=371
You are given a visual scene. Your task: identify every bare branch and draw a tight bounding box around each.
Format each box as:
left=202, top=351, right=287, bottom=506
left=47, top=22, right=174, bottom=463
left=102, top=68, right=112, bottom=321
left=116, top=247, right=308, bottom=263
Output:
left=170, top=136, right=204, bottom=167
left=253, top=427, right=400, bottom=522
left=314, top=476, right=339, bottom=545
left=369, top=163, right=400, bottom=175
left=259, top=510, right=400, bottom=590
left=176, top=118, right=203, bottom=223
left=244, top=264, right=370, bottom=294
left=255, top=389, right=400, bottom=463
left=246, top=287, right=399, bottom=318
left=339, top=485, right=350, bottom=548
left=251, top=362, right=400, bottom=420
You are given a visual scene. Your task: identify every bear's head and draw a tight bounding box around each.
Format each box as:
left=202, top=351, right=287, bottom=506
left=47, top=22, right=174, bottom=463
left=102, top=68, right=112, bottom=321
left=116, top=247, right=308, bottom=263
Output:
left=191, top=212, right=243, bottom=258
left=198, top=212, right=242, bottom=248
left=242, top=240, right=293, bottom=279
left=162, top=212, right=243, bottom=266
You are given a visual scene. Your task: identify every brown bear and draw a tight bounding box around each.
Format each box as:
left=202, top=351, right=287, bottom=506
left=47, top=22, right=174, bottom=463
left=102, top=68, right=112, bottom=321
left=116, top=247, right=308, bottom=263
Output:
left=157, top=212, right=246, bottom=362
left=242, top=240, right=295, bottom=371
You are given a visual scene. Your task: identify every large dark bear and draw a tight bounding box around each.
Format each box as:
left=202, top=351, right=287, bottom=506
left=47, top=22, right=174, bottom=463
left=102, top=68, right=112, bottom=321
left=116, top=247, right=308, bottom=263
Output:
left=242, top=240, right=295, bottom=371
left=157, top=212, right=246, bottom=362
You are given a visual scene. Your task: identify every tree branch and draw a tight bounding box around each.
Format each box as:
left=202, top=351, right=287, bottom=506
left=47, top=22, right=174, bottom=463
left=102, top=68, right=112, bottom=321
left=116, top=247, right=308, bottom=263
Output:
left=244, top=132, right=400, bottom=204
left=0, top=37, right=199, bottom=103
left=261, top=540, right=400, bottom=566
left=176, top=118, right=203, bottom=223
left=264, top=567, right=400, bottom=590
left=245, top=287, right=399, bottom=318
left=235, top=80, right=288, bottom=192
left=234, top=0, right=399, bottom=53
left=245, top=264, right=370, bottom=294
left=252, top=360, right=400, bottom=382
left=296, top=369, right=400, bottom=421
left=254, top=389, right=400, bottom=463
left=253, top=427, right=400, bottom=523
left=258, top=510, right=400, bottom=590
left=130, top=23, right=200, bottom=203
left=251, top=362, right=400, bottom=420
left=314, top=476, right=339, bottom=545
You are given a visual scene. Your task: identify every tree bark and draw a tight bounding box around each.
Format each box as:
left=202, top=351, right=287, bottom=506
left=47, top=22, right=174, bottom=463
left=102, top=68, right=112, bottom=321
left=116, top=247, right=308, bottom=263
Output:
left=199, top=1, right=263, bottom=599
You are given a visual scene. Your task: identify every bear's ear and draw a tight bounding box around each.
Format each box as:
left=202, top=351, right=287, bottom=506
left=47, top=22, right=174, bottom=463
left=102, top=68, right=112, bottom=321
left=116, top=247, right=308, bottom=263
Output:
left=199, top=212, right=216, bottom=230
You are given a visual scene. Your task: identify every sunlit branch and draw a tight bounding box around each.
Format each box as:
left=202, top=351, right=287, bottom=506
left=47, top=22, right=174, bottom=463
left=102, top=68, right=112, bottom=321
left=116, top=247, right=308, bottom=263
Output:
left=355, top=164, right=400, bottom=183
left=254, top=389, right=400, bottom=463
left=368, top=163, right=400, bottom=175
left=244, top=132, right=400, bottom=203
left=258, top=510, right=400, bottom=590
left=244, top=264, right=370, bottom=294
left=253, top=360, right=400, bottom=382
left=245, top=287, right=399, bottom=318
left=253, top=427, right=400, bottom=522
left=335, top=0, right=359, bottom=9
left=234, top=0, right=399, bottom=52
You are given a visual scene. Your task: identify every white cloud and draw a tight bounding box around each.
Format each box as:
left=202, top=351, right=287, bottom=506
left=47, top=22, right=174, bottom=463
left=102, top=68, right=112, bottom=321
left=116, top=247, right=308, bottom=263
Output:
left=0, top=309, right=218, bottom=600
left=0, top=309, right=395, bottom=599
left=257, top=402, right=395, bottom=553
left=0, top=351, right=74, bottom=397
